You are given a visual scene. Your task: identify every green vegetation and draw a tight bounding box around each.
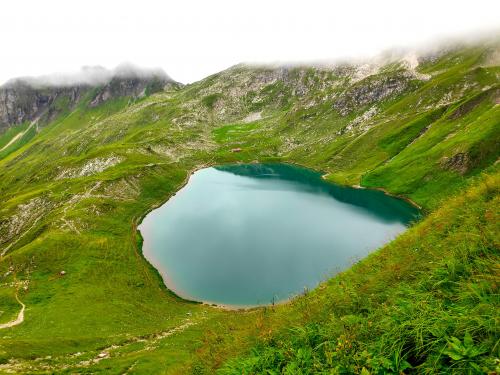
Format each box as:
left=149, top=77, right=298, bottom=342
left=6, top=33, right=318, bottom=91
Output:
left=0, top=121, right=37, bottom=159
left=202, top=93, right=223, bottom=109
left=0, top=122, right=30, bottom=150
left=0, top=41, right=498, bottom=373
left=220, top=173, right=499, bottom=374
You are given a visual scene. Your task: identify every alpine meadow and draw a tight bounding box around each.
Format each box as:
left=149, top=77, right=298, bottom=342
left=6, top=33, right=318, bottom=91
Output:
left=0, top=36, right=499, bottom=374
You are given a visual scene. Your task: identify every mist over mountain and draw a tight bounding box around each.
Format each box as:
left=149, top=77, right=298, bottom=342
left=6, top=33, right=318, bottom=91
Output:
left=0, top=64, right=178, bottom=132
left=2, top=63, right=174, bottom=89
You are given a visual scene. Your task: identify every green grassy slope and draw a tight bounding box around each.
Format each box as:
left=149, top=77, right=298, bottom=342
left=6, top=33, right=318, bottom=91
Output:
left=0, top=41, right=498, bottom=373
left=218, top=172, right=499, bottom=374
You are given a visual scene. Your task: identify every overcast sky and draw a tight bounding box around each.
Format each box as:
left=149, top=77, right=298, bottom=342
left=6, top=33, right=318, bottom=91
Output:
left=1, top=0, right=499, bottom=84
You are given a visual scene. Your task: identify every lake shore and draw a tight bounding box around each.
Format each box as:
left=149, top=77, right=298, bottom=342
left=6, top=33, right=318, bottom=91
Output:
left=135, top=162, right=420, bottom=310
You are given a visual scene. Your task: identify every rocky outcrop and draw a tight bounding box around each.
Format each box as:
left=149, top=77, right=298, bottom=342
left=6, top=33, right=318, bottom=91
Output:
left=0, top=67, right=178, bottom=132
left=0, top=82, right=85, bottom=132
left=56, top=155, right=123, bottom=179
left=332, top=70, right=416, bottom=116
left=88, top=69, right=177, bottom=107
left=440, top=152, right=471, bottom=174
left=447, top=89, right=495, bottom=120
left=0, top=196, right=54, bottom=253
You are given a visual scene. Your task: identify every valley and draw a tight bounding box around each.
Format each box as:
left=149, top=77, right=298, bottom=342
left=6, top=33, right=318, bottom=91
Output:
left=0, top=40, right=498, bottom=373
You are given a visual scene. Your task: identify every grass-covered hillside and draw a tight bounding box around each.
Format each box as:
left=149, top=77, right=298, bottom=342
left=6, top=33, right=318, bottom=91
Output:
left=0, top=40, right=498, bottom=373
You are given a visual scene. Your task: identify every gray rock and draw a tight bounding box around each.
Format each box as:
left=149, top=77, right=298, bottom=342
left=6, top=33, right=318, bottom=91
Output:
left=0, top=68, right=179, bottom=132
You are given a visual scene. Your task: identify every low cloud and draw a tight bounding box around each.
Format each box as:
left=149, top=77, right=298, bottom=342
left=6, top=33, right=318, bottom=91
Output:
left=3, top=63, right=171, bottom=88
left=245, top=31, right=500, bottom=70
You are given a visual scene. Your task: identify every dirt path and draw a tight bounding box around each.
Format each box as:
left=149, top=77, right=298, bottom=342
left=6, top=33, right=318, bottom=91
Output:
left=0, top=317, right=203, bottom=373
left=0, top=293, right=25, bottom=329
left=0, top=118, right=38, bottom=153
left=76, top=318, right=200, bottom=367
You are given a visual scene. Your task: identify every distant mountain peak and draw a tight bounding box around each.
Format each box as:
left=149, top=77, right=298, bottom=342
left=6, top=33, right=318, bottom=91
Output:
left=2, top=64, right=175, bottom=89
left=0, top=64, right=179, bottom=131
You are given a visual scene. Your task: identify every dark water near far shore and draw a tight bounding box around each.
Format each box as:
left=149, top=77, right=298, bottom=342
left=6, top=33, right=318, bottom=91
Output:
left=139, top=164, right=420, bottom=307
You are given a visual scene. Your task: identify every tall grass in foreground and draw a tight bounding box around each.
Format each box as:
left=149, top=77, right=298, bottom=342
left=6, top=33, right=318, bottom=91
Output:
left=218, top=173, right=499, bottom=374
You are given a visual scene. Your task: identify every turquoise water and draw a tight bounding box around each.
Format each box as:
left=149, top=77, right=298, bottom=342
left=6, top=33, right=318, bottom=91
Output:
left=139, top=164, right=420, bottom=307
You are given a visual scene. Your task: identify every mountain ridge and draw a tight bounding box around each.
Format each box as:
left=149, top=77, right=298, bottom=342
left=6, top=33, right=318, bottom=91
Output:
left=0, top=65, right=178, bottom=133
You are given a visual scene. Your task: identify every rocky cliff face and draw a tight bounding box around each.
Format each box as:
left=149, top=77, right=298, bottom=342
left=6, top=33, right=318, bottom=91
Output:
left=0, top=67, right=178, bottom=132
left=171, top=57, right=427, bottom=128
left=0, top=82, right=86, bottom=131
left=88, top=73, right=174, bottom=107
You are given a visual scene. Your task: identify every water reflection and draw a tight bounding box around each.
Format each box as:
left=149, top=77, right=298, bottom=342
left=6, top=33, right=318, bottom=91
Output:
left=139, top=164, right=420, bottom=307
left=216, top=164, right=420, bottom=224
